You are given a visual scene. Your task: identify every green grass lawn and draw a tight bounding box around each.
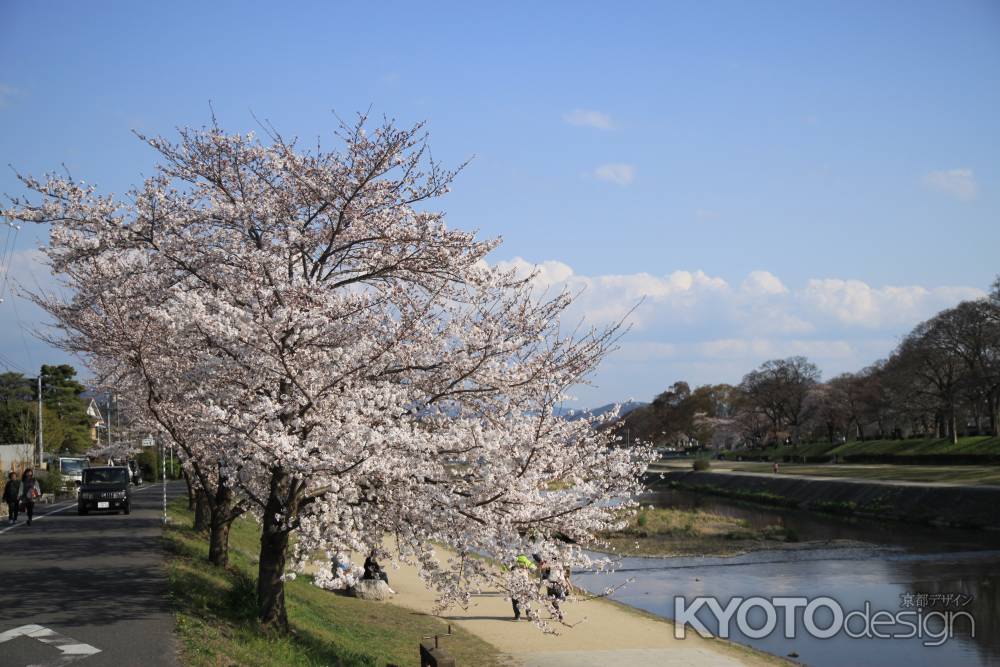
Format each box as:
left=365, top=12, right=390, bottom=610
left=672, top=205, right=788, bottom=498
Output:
left=598, top=506, right=794, bottom=557
left=165, top=500, right=506, bottom=667
left=652, top=449, right=1000, bottom=486
left=716, top=436, right=1000, bottom=463
left=708, top=462, right=1000, bottom=485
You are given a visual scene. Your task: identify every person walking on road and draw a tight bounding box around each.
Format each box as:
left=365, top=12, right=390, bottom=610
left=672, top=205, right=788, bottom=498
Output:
left=4, top=471, right=20, bottom=524
left=20, top=468, right=41, bottom=526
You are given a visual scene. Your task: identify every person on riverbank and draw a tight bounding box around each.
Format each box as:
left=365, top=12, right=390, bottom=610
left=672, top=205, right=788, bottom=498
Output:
left=363, top=550, right=389, bottom=584
left=510, top=554, right=536, bottom=621
left=362, top=549, right=396, bottom=595
left=3, top=471, right=20, bottom=524
left=538, top=557, right=571, bottom=622
left=20, top=469, right=41, bottom=526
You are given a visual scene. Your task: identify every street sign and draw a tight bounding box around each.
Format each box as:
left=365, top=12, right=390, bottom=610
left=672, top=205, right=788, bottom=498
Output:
left=141, top=437, right=156, bottom=448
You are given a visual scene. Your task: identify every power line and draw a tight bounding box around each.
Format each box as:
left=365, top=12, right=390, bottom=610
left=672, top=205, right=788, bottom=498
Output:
left=0, top=349, right=27, bottom=374
left=9, top=292, right=36, bottom=370
left=0, top=224, right=16, bottom=302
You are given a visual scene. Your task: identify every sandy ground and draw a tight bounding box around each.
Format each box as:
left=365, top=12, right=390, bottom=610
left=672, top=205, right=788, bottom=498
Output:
left=369, top=554, right=785, bottom=667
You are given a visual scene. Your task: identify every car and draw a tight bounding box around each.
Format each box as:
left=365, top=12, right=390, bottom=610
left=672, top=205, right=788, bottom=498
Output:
left=77, top=466, right=132, bottom=515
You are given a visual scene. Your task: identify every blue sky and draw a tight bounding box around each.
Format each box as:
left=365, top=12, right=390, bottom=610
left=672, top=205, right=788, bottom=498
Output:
left=1, top=1, right=998, bottom=404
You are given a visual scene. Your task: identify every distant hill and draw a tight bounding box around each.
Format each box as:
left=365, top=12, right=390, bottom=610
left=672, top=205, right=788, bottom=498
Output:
left=556, top=401, right=648, bottom=422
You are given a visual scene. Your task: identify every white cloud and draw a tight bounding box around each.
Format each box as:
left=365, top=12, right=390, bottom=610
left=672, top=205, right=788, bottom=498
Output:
left=697, top=338, right=855, bottom=360
left=801, top=279, right=983, bottom=328
left=592, top=163, right=635, bottom=186
left=922, top=168, right=978, bottom=201
left=563, top=109, right=615, bottom=130
left=489, top=257, right=984, bottom=405
left=615, top=341, right=679, bottom=362
left=0, top=83, right=20, bottom=109
left=3, top=248, right=61, bottom=296
left=494, top=257, right=730, bottom=329
left=741, top=270, right=787, bottom=296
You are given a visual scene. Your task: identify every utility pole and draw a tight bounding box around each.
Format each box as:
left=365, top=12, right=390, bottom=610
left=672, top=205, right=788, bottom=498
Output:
left=161, top=439, right=167, bottom=524
left=37, top=374, right=43, bottom=468
left=107, top=391, right=113, bottom=451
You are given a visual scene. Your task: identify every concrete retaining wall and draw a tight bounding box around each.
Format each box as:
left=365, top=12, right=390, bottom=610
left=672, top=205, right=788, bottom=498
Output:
left=647, top=470, right=1000, bottom=530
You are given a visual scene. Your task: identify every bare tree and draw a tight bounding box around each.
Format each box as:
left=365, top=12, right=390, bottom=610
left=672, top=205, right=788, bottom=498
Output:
left=739, top=356, right=821, bottom=445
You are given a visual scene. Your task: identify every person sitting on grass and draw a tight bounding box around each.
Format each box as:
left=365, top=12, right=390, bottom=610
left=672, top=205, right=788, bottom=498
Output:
left=362, top=549, right=396, bottom=594
left=363, top=550, right=388, bottom=583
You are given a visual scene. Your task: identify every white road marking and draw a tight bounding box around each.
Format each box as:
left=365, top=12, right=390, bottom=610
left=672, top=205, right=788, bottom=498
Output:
left=0, top=623, right=102, bottom=665
left=0, top=482, right=167, bottom=535
left=0, top=502, right=75, bottom=535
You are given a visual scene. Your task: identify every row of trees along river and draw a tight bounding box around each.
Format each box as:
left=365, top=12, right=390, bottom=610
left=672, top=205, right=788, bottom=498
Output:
left=620, top=277, right=1000, bottom=450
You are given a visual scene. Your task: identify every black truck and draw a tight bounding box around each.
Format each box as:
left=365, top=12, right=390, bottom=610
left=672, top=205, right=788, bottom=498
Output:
left=77, top=466, right=132, bottom=515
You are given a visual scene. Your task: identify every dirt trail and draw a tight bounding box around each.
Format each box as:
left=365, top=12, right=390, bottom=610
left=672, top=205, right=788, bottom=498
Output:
left=378, top=554, right=784, bottom=667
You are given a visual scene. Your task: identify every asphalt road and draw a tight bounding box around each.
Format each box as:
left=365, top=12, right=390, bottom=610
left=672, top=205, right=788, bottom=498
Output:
left=0, top=481, right=184, bottom=667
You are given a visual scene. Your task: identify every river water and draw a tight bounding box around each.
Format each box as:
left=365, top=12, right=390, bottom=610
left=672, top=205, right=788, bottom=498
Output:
left=573, top=488, right=1000, bottom=667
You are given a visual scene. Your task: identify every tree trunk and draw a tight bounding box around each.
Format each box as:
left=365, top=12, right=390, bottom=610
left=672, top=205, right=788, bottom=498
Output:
left=193, top=490, right=209, bottom=532
left=949, top=411, right=959, bottom=446
left=183, top=471, right=195, bottom=510
left=257, top=468, right=301, bottom=633
left=990, top=395, right=1000, bottom=437
left=207, top=480, right=237, bottom=566
left=208, top=514, right=232, bottom=567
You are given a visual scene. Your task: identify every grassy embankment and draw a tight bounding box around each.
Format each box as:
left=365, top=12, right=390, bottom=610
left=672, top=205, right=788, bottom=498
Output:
left=598, top=506, right=798, bottom=557
left=164, top=500, right=506, bottom=667
left=717, top=435, right=1000, bottom=464
left=715, top=461, right=1000, bottom=485
left=650, top=458, right=1000, bottom=485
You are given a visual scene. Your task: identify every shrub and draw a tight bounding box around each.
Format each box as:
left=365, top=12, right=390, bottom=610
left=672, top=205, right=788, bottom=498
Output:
left=692, top=458, right=711, bottom=471
left=38, top=468, right=64, bottom=494
left=636, top=511, right=648, bottom=527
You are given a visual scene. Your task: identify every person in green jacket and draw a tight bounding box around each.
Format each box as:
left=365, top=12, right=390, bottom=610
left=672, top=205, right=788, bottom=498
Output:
left=3, top=471, right=20, bottom=524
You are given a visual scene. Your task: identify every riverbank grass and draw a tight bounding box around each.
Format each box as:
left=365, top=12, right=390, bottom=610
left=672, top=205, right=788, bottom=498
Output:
left=718, top=435, right=1000, bottom=464
left=600, top=506, right=794, bottom=557
left=164, top=500, right=505, bottom=667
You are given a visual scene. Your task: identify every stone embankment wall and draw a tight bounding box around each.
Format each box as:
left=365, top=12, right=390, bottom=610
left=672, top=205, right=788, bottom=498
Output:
left=647, top=470, right=1000, bottom=529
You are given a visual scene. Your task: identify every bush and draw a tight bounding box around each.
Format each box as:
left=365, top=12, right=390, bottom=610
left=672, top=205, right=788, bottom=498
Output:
left=38, top=468, right=64, bottom=494
left=692, top=458, right=711, bottom=471
left=137, top=448, right=160, bottom=481
left=636, top=511, right=648, bottom=527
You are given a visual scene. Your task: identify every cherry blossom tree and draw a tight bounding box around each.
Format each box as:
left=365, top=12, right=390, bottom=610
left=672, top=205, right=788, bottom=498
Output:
left=5, top=115, right=653, bottom=633
left=20, top=255, right=253, bottom=566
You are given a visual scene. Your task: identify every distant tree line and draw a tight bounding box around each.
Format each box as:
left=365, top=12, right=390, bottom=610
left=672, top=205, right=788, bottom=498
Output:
left=0, top=364, right=93, bottom=453
left=621, top=277, right=1000, bottom=448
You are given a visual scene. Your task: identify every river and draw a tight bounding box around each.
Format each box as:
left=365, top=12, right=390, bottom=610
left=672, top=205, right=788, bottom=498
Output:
left=573, top=488, right=1000, bottom=667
